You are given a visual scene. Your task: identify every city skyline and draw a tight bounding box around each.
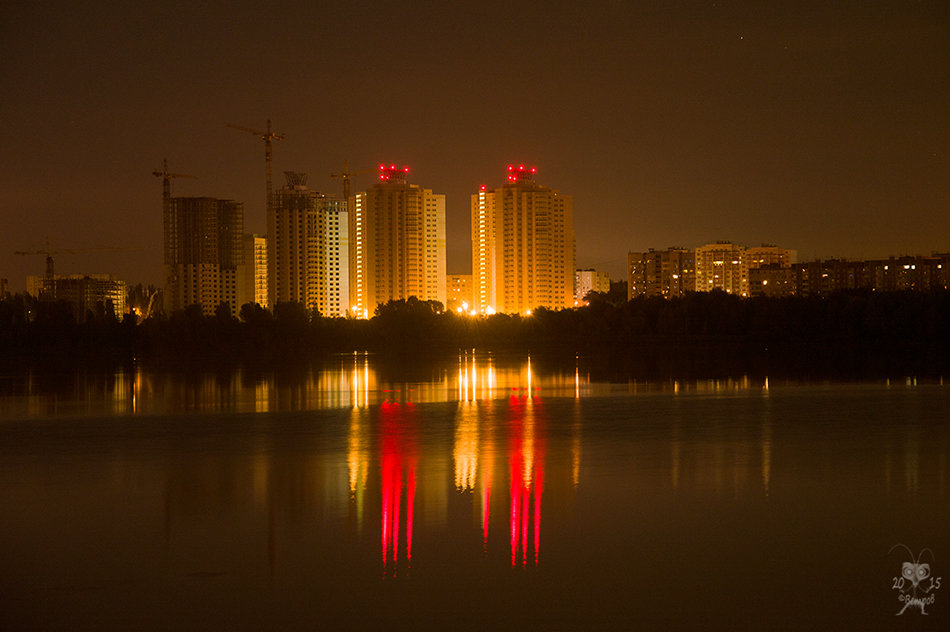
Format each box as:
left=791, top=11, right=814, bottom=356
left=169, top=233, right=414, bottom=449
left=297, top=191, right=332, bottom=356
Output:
left=2, top=1, right=948, bottom=292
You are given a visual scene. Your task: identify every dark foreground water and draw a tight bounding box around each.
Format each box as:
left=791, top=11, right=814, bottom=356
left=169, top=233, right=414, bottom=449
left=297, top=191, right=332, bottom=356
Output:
left=0, top=354, right=948, bottom=630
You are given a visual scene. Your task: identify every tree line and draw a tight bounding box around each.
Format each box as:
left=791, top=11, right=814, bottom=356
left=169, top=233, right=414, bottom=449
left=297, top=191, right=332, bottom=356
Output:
left=2, top=289, right=949, bottom=373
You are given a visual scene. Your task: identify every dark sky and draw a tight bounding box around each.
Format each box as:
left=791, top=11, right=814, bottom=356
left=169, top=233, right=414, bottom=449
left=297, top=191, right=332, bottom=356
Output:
left=1, top=1, right=947, bottom=291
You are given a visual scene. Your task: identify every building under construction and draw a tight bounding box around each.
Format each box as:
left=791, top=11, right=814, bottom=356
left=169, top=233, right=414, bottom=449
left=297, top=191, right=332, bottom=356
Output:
left=163, top=196, right=247, bottom=316
left=26, top=274, right=126, bottom=322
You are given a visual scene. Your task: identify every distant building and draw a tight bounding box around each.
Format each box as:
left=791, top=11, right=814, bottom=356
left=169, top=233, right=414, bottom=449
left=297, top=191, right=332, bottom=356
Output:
left=163, top=196, right=247, bottom=316
left=745, top=245, right=797, bottom=269
left=0, top=278, right=8, bottom=299
left=627, top=248, right=695, bottom=299
left=792, top=255, right=950, bottom=296
left=446, top=274, right=473, bottom=312
left=749, top=264, right=797, bottom=297
left=269, top=172, right=349, bottom=317
left=27, top=273, right=126, bottom=322
left=694, top=242, right=749, bottom=296
left=471, top=165, right=575, bottom=314
left=575, top=269, right=610, bottom=302
left=242, top=234, right=268, bottom=309
left=349, top=165, right=445, bottom=317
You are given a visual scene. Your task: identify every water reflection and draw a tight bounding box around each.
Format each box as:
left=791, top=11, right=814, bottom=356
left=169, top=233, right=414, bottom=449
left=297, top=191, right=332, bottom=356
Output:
left=380, top=403, right=417, bottom=577
left=1, top=355, right=793, bottom=418
left=508, top=396, right=544, bottom=566
left=1, top=363, right=950, bottom=630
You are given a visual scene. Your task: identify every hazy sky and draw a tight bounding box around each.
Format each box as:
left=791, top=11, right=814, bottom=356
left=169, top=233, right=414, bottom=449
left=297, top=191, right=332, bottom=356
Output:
left=1, top=1, right=947, bottom=290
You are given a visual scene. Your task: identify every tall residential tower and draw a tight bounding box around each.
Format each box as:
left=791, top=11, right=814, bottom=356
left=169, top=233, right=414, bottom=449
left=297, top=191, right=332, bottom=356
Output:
left=349, top=165, right=446, bottom=316
left=268, top=172, right=349, bottom=317
left=471, top=165, right=575, bottom=314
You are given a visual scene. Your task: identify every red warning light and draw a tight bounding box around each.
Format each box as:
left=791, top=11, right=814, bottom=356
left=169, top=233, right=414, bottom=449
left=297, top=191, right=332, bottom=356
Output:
left=480, top=185, right=486, bottom=191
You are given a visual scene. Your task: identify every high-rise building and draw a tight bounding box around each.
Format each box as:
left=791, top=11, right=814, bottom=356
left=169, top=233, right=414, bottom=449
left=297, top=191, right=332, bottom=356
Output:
left=575, top=269, right=610, bottom=302
left=241, top=234, right=268, bottom=309
left=269, top=172, right=349, bottom=317
left=471, top=165, right=575, bottom=314
left=164, top=196, right=247, bottom=316
left=349, top=165, right=445, bottom=317
left=627, top=248, right=695, bottom=299
left=694, top=242, right=749, bottom=296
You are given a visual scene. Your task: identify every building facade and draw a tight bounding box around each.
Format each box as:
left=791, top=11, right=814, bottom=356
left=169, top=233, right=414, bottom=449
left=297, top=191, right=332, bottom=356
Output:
left=27, top=273, right=126, bottom=322
left=745, top=245, right=797, bottom=269
left=164, top=196, right=247, bottom=316
left=446, top=273, right=473, bottom=312
left=269, top=172, right=349, bottom=317
left=471, top=165, right=575, bottom=314
left=242, top=234, right=268, bottom=309
left=627, top=248, right=695, bottom=299
left=694, top=242, right=749, bottom=296
left=349, top=165, right=445, bottom=317
left=575, top=269, right=610, bottom=302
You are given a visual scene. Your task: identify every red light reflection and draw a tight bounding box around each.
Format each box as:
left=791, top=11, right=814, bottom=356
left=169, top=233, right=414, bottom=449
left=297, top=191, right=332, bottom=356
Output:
left=508, top=396, right=545, bottom=566
left=380, top=402, right=417, bottom=578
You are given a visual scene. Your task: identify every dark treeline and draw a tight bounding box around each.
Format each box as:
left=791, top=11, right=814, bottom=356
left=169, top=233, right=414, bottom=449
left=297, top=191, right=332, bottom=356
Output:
left=2, top=290, right=949, bottom=375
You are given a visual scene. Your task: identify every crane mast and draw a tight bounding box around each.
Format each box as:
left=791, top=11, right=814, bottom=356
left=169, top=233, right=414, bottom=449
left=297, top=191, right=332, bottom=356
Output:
left=330, top=160, right=374, bottom=201
left=227, top=119, right=285, bottom=218
left=152, top=158, right=196, bottom=201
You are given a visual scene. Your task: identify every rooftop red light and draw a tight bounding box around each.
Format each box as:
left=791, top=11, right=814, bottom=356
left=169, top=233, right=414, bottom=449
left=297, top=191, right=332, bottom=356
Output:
left=504, top=163, right=537, bottom=183
left=377, top=163, right=410, bottom=182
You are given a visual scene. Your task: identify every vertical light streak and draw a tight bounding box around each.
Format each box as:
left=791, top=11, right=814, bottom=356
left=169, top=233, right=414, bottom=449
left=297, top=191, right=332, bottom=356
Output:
left=533, top=464, right=543, bottom=565
left=571, top=400, right=581, bottom=488
left=526, top=356, right=533, bottom=398
left=348, top=407, right=368, bottom=528
left=509, top=409, right=521, bottom=567
left=508, top=395, right=545, bottom=567
left=380, top=402, right=417, bottom=578
left=363, top=356, right=369, bottom=408
left=481, top=405, right=494, bottom=551
left=454, top=402, right=479, bottom=490
left=406, top=464, right=415, bottom=567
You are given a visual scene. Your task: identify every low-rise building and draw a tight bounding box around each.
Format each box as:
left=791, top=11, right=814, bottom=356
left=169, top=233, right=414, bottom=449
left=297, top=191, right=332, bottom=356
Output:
left=27, top=273, right=126, bottom=321
left=575, top=268, right=610, bottom=302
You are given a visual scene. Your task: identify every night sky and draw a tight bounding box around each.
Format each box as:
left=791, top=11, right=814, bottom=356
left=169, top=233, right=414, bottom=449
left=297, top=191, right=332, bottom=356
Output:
left=1, top=1, right=947, bottom=291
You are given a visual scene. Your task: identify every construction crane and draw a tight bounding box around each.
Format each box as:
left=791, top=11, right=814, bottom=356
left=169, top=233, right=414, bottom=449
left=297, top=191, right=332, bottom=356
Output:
left=151, top=158, right=196, bottom=201
left=14, top=240, right=127, bottom=279
left=330, top=160, right=374, bottom=201
left=227, top=119, right=284, bottom=216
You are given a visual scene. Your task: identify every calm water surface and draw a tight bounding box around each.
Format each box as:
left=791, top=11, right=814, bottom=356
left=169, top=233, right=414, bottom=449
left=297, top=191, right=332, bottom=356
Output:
left=0, top=354, right=948, bottom=630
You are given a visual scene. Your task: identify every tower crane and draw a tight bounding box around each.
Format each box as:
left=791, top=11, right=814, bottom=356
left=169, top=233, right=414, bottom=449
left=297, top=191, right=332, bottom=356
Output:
left=151, top=158, right=196, bottom=201
left=14, top=240, right=127, bottom=279
left=227, top=119, right=284, bottom=216
left=330, top=160, right=374, bottom=201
